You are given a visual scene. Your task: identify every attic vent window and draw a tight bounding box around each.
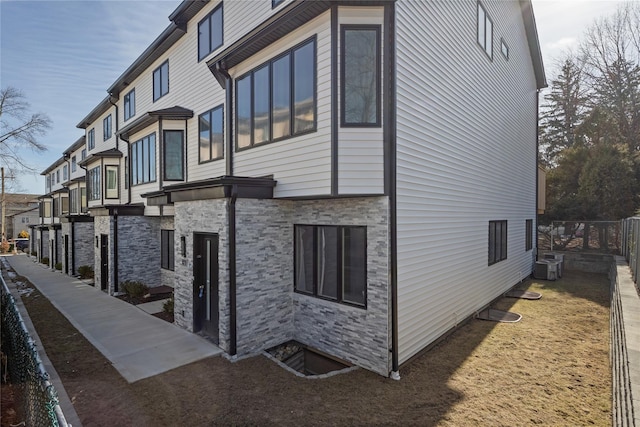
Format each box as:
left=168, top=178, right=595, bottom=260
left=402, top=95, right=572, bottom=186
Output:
left=477, top=2, right=493, bottom=59
left=501, top=38, right=509, bottom=60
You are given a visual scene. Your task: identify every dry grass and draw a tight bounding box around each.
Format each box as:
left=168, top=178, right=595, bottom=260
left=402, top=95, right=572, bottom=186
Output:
left=14, top=270, right=610, bottom=426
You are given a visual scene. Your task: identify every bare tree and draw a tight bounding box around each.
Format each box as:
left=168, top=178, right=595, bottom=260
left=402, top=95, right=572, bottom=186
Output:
left=0, top=86, right=51, bottom=174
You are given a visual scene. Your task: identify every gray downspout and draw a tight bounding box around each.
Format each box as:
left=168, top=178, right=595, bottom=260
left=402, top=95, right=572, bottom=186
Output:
left=229, top=184, right=238, bottom=355
left=219, top=66, right=233, bottom=176
left=535, top=90, right=540, bottom=262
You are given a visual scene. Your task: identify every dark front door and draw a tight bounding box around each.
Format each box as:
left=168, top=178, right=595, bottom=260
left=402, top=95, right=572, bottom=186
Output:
left=193, top=233, right=219, bottom=342
left=100, top=234, right=108, bottom=291
left=64, top=235, right=69, bottom=275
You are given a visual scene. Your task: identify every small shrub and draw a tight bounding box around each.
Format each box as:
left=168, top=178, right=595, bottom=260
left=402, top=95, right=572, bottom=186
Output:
left=78, top=265, right=94, bottom=279
left=162, top=297, right=174, bottom=315
left=41, top=257, right=49, bottom=265
left=122, top=280, right=149, bottom=299
left=0, top=240, right=9, bottom=254
left=55, top=262, right=62, bottom=270
left=31, top=251, right=37, bottom=257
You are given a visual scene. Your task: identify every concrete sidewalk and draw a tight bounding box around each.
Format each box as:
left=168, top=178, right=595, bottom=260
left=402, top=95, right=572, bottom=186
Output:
left=7, top=254, right=222, bottom=383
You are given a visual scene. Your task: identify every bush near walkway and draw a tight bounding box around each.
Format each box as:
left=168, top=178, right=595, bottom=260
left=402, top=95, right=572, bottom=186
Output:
left=16, top=271, right=611, bottom=426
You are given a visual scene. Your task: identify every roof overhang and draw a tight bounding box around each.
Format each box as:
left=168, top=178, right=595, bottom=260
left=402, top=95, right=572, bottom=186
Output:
left=162, top=176, right=276, bottom=202
left=60, top=215, right=94, bottom=223
left=77, top=96, right=116, bottom=129
left=117, top=106, right=194, bottom=142
left=520, top=0, right=547, bottom=89
left=41, top=157, right=66, bottom=175
left=63, top=136, right=87, bottom=156
left=77, top=148, right=123, bottom=167
left=89, top=204, right=146, bottom=217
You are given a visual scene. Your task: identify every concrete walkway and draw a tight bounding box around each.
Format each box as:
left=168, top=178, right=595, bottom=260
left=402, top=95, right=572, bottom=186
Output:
left=7, top=254, right=222, bottom=383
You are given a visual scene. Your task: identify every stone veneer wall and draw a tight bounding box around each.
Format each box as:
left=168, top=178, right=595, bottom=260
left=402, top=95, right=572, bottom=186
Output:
left=160, top=216, right=176, bottom=288
left=233, top=197, right=390, bottom=375
left=116, top=216, right=161, bottom=290
left=38, top=229, right=50, bottom=261
left=93, top=216, right=111, bottom=292
left=47, top=228, right=61, bottom=269
left=61, top=223, right=71, bottom=274
left=173, top=199, right=230, bottom=350
left=73, top=222, right=95, bottom=276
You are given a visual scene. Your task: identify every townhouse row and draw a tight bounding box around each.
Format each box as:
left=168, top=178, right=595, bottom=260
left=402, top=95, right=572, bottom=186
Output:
left=33, top=0, right=546, bottom=378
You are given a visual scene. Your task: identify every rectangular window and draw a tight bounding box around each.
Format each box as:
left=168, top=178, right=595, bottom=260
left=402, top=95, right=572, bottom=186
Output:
left=105, top=165, right=119, bottom=199
left=525, top=219, right=533, bottom=251
left=69, top=188, right=78, bottom=214
left=477, top=2, right=493, bottom=59
left=80, top=187, right=87, bottom=213
left=124, top=89, right=136, bottom=121
left=341, top=25, right=381, bottom=127
left=294, top=225, right=367, bottom=307
left=61, top=197, right=69, bottom=215
left=236, top=37, right=316, bottom=150
left=198, top=4, right=223, bottom=61
left=88, top=128, right=95, bottom=150
left=130, top=133, right=156, bottom=185
left=46, top=175, right=51, bottom=191
left=164, top=130, right=184, bottom=180
left=501, top=38, right=509, bottom=60
left=161, top=229, right=175, bottom=271
left=488, top=220, right=507, bottom=265
left=103, top=114, right=112, bottom=140
left=56, top=170, right=60, bottom=183
left=272, top=0, right=284, bottom=7
left=199, top=106, right=224, bottom=163
left=153, top=60, right=169, bottom=101
left=71, top=156, right=77, bottom=172
left=63, top=165, right=68, bottom=181
left=53, top=198, right=58, bottom=216
left=88, top=166, right=101, bottom=201
left=43, top=201, right=51, bottom=218
left=81, top=149, right=86, bottom=160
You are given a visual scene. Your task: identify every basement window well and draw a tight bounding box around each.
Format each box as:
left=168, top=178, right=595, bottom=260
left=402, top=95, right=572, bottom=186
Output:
left=265, top=341, right=355, bottom=378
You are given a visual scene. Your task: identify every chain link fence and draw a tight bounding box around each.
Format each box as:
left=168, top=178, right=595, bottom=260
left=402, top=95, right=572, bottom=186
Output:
left=538, top=221, right=621, bottom=255
left=1, top=273, right=68, bottom=427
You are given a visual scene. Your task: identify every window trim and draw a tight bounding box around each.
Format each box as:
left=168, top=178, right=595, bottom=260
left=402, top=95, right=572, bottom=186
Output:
left=124, top=89, right=136, bottom=121
left=235, top=36, right=317, bottom=152
left=153, top=60, right=170, bottom=102
left=163, top=129, right=184, bottom=181
left=88, top=128, right=95, bottom=150
left=477, top=1, right=493, bottom=60
left=525, top=219, right=533, bottom=251
left=130, top=133, right=157, bottom=186
left=103, top=114, right=112, bottom=141
left=197, top=3, right=224, bottom=62
left=161, top=229, right=175, bottom=271
left=71, top=156, right=77, bottom=173
left=500, top=38, right=509, bottom=60
left=198, top=105, right=225, bottom=164
left=340, top=24, right=382, bottom=128
left=104, top=164, right=119, bottom=199
left=488, top=220, right=507, bottom=265
left=293, top=224, right=367, bottom=309
left=87, top=166, right=101, bottom=201
left=272, top=0, right=285, bottom=8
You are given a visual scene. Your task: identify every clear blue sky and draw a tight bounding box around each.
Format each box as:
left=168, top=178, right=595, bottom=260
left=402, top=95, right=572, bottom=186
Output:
left=0, top=0, right=627, bottom=194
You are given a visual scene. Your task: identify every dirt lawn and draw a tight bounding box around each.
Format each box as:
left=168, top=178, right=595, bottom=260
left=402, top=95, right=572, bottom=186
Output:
left=14, top=270, right=610, bottom=426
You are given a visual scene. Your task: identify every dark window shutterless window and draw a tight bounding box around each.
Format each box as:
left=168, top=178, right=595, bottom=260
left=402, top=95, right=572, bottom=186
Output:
left=124, top=89, right=136, bottom=121
left=153, top=60, right=169, bottom=101
left=294, top=225, right=367, bottom=307
left=272, top=0, right=284, bottom=8
left=103, top=114, right=112, bottom=140
left=69, top=188, right=78, bottom=214
left=199, top=106, right=224, bottom=163
left=130, top=133, right=156, bottom=185
left=164, top=130, right=183, bottom=180
left=161, top=229, right=175, bottom=270
left=341, top=25, right=381, bottom=127
left=198, top=4, right=223, bottom=61
left=71, top=156, right=77, bottom=172
left=488, top=220, right=507, bottom=265
left=525, top=219, right=533, bottom=251
left=88, top=166, right=100, bottom=201
left=477, top=1, right=493, bottom=59
left=88, top=128, right=95, bottom=150
left=235, top=37, right=316, bottom=150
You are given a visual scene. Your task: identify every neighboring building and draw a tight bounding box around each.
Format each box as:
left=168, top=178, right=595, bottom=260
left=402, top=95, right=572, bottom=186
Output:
left=41, top=0, right=546, bottom=378
left=9, top=207, right=39, bottom=240
left=0, top=193, right=39, bottom=240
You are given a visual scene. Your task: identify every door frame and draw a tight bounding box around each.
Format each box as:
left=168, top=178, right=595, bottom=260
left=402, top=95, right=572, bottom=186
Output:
left=192, top=232, right=219, bottom=343
left=100, top=234, right=108, bottom=292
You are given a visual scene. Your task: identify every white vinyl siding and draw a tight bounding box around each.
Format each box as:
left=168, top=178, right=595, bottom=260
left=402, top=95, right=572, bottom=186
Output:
left=232, top=12, right=332, bottom=198
left=337, top=7, right=384, bottom=195
left=395, top=0, right=538, bottom=365
left=84, top=107, right=116, bottom=155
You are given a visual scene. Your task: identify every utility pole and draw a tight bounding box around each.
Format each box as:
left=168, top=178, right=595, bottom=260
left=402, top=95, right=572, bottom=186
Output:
left=1, top=167, right=5, bottom=246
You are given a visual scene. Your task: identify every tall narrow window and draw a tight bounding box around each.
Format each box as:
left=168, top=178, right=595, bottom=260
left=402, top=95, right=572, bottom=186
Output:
left=105, top=165, right=119, bottom=199
left=153, top=60, right=169, bottom=101
left=124, top=156, right=129, bottom=189
left=124, top=89, right=136, bottom=121
left=88, top=128, right=95, bottom=150
left=69, top=188, right=78, bottom=214
left=235, top=37, right=316, bottom=150
left=61, top=197, right=69, bottom=215
left=294, top=225, right=367, bottom=307
left=81, top=149, right=86, bottom=160
left=199, top=106, right=224, bottom=163
left=525, top=219, right=533, bottom=251
left=198, top=4, right=223, bottom=61
left=63, top=165, right=68, bottom=181
left=477, top=2, right=493, bottom=59
left=161, top=229, right=175, bottom=271
left=71, top=156, right=77, bottom=172
left=164, top=130, right=184, bottom=180
left=80, top=187, right=87, bottom=213
left=341, top=25, right=381, bottom=126
left=88, top=166, right=101, bottom=201
left=103, top=114, right=112, bottom=140
left=489, top=220, right=507, bottom=265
